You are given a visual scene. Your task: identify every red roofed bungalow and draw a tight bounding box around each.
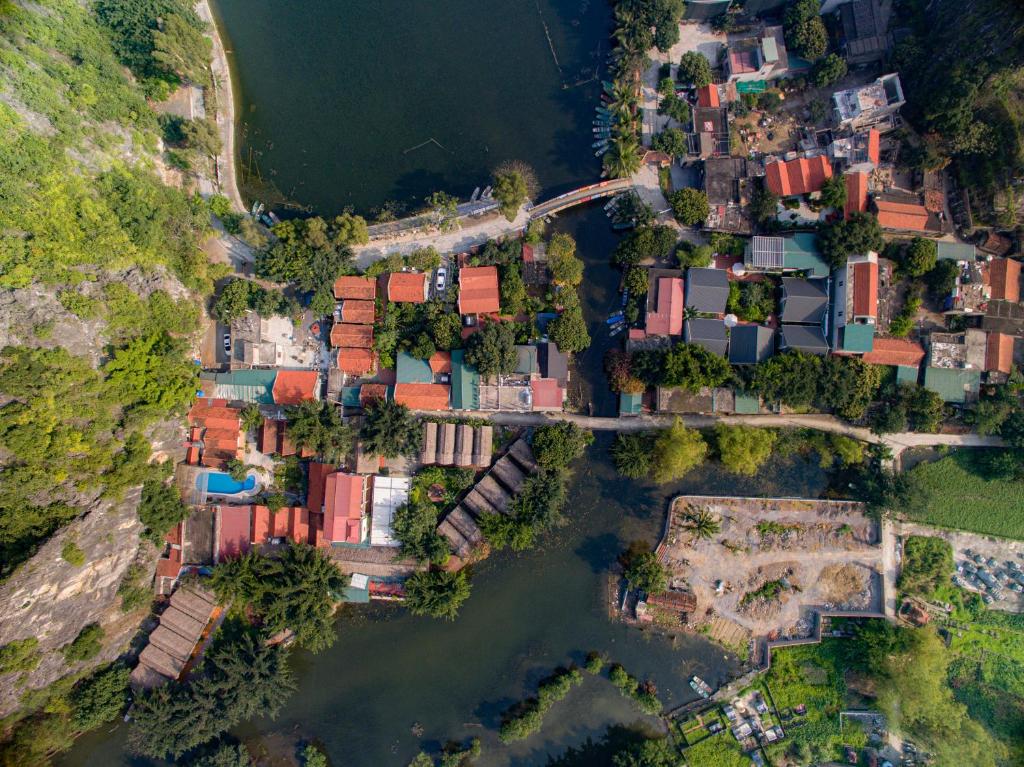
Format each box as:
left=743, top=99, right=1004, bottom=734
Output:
left=323, top=473, right=367, bottom=544
left=862, top=338, right=926, bottom=367
left=330, top=323, right=374, bottom=348
left=867, top=129, right=880, bottom=165
left=873, top=199, right=929, bottom=232
left=216, top=505, right=252, bottom=562
left=337, top=348, right=376, bottom=376
left=155, top=546, right=182, bottom=579
left=272, top=370, right=319, bottom=406
left=989, top=258, right=1021, bottom=302
left=765, top=155, right=833, bottom=197
left=696, top=84, right=720, bottom=108
left=393, top=383, right=450, bottom=410
left=307, top=462, right=334, bottom=515
left=359, top=383, right=388, bottom=406
left=458, top=266, right=501, bottom=315
left=428, top=351, right=452, bottom=375
left=844, top=172, right=869, bottom=219
left=187, top=398, right=242, bottom=469
left=386, top=272, right=428, bottom=303
left=333, top=275, right=376, bottom=300
left=985, top=332, right=1015, bottom=374
left=288, top=506, right=311, bottom=545
left=646, top=277, right=684, bottom=336
left=531, top=378, right=564, bottom=411
left=341, top=299, right=376, bottom=324
left=852, top=260, right=879, bottom=319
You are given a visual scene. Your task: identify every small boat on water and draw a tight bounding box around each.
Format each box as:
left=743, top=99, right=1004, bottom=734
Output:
left=595, top=147, right=608, bottom=156
left=603, top=80, right=615, bottom=93
left=593, top=140, right=609, bottom=149
left=689, top=676, right=712, bottom=699
left=621, top=289, right=629, bottom=307
left=609, top=322, right=626, bottom=336
left=470, top=187, right=481, bottom=202
left=606, top=312, right=624, bottom=325
left=481, top=185, right=493, bottom=199
left=612, top=220, right=635, bottom=231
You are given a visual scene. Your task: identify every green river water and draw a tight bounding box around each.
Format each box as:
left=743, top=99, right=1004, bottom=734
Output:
left=60, top=2, right=833, bottom=764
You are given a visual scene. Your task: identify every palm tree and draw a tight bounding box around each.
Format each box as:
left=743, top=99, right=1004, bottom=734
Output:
left=360, top=399, right=422, bottom=458
left=612, top=433, right=652, bottom=479
left=603, top=135, right=642, bottom=179
left=286, top=400, right=353, bottom=461
left=683, top=506, right=721, bottom=541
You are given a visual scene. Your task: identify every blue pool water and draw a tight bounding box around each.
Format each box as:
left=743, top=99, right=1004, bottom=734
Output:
left=201, top=471, right=256, bottom=495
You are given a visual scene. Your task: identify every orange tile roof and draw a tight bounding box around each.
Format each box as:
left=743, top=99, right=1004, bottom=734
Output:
left=428, top=351, right=452, bottom=375
left=393, top=383, right=450, bottom=410
left=217, top=505, right=252, bottom=561
left=258, top=418, right=279, bottom=454
left=646, top=277, right=683, bottom=336
left=337, top=348, right=375, bottom=375
left=359, top=383, right=388, bottom=406
left=989, top=258, right=1021, bottom=302
left=288, top=506, right=311, bottom=545
left=531, top=378, right=564, bottom=410
left=985, top=332, right=1015, bottom=374
left=867, top=129, right=880, bottom=165
left=156, top=547, right=181, bottom=578
left=341, top=299, right=376, bottom=324
left=696, top=84, right=720, bottom=108
left=386, top=272, right=428, bottom=303
left=765, top=155, right=833, bottom=197
left=333, top=276, right=376, bottom=300
left=330, top=323, right=374, bottom=348
left=852, top=260, right=878, bottom=319
left=251, top=505, right=272, bottom=544
left=844, top=172, right=869, bottom=219
left=458, top=265, right=501, bottom=315
left=863, top=338, right=926, bottom=367
left=272, top=370, right=319, bottom=405
left=323, top=473, right=365, bottom=544
left=874, top=199, right=929, bottom=231
left=307, top=462, right=334, bottom=514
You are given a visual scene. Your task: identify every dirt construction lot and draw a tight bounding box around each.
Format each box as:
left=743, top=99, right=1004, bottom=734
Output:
left=657, top=496, right=884, bottom=640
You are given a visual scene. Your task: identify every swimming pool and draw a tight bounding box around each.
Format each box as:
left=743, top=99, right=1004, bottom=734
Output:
left=200, top=471, right=256, bottom=495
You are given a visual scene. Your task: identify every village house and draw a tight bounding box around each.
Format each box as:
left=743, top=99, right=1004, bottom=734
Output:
left=838, top=0, right=891, bottom=64
left=689, top=103, right=730, bottom=159
left=685, top=267, right=730, bottom=315
left=703, top=156, right=759, bottom=234
left=645, top=272, right=684, bottom=336
left=831, top=73, right=905, bottom=131
left=780, top=277, right=830, bottom=355
left=229, top=312, right=318, bottom=369
left=744, top=233, right=831, bottom=278
left=764, top=154, right=833, bottom=198
left=830, top=252, right=878, bottom=355
left=458, top=265, right=501, bottom=316
left=724, top=26, right=789, bottom=83
left=729, top=324, right=776, bottom=365
left=385, top=271, right=429, bottom=304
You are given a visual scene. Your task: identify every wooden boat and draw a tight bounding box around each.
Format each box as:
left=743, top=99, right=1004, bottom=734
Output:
left=689, top=676, right=712, bottom=699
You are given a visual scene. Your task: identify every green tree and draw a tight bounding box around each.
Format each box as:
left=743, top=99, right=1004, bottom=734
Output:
left=256, top=217, right=354, bottom=292
left=817, top=212, right=884, bottom=269
left=677, top=51, right=712, bottom=87
left=750, top=181, right=779, bottom=225
left=532, top=423, right=593, bottom=469
left=651, top=418, right=707, bottom=483
left=812, top=53, right=847, bottom=87
left=0, top=637, right=39, bottom=674
left=651, top=128, right=688, bottom=159
left=818, top=355, right=882, bottom=420
left=714, top=424, right=777, bottom=475
left=623, top=550, right=667, bottom=594
left=499, top=262, right=527, bottom=314
left=104, top=332, right=197, bottom=420
left=612, top=432, right=655, bottom=479
left=659, top=343, right=732, bottom=391
left=360, top=400, right=422, bottom=457
left=901, top=237, right=938, bottom=277
left=302, top=744, right=328, bottom=767
left=668, top=188, right=709, bottom=226
left=611, top=737, right=683, bottom=767
left=819, top=173, right=847, bottom=210
left=682, top=506, right=721, bottom=540
left=784, top=0, right=828, bottom=60
left=138, top=480, right=189, bottom=544
left=191, top=741, right=253, bottom=767
left=210, top=544, right=347, bottom=652
left=492, top=163, right=534, bottom=222
left=465, top=321, right=517, bottom=377
left=604, top=135, right=642, bottom=179
left=547, top=232, right=583, bottom=287
left=425, top=191, right=460, bottom=232
left=62, top=623, right=104, bottom=662
left=548, top=297, right=591, bottom=354
left=392, top=496, right=449, bottom=565
left=286, top=400, right=353, bottom=461
left=925, top=259, right=959, bottom=298
left=657, top=92, right=691, bottom=124
left=752, top=351, right=822, bottom=407
left=613, top=225, right=678, bottom=266
left=405, top=569, right=472, bottom=620
left=898, top=536, right=953, bottom=595
left=151, top=13, right=211, bottom=85
left=181, top=117, right=221, bottom=159
left=427, top=303, right=463, bottom=350
left=69, top=664, right=130, bottom=731
left=333, top=212, right=370, bottom=245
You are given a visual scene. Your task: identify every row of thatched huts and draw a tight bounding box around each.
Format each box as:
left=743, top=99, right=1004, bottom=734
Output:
left=420, top=421, right=493, bottom=467
left=129, top=583, right=217, bottom=690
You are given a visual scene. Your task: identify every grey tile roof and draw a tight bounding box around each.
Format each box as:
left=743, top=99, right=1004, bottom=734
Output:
left=685, top=268, right=730, bottom=314
left=780, top=277, right=828, bottom=324
left=685, top=318, right=729, bottom=356
left=729, top=325, right=776, bottom=364
left=780, top=324, right=830, bottom=354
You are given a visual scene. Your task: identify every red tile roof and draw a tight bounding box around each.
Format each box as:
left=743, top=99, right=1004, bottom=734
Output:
left=852, top=260, right=879, bottom=319
left=696, top=84, right=720, bottom=108
left=989, top=258, right=1021, bottom=302
left=359, top=383, right=388, bottom=406
left=874, top=199, right=929, bottom=231
left=729, top=49, right=758, bottom=74
left=458, top=266, right=501, bottom=315
left=331, top=323, right=373, bottom=348
left=323, top=473, right=365, bottom=544
left=531, top=378, right=564, bottom=410
left=288, top=506, right=311, bottom=545
left=844, top=172, right=869, bottom=219
left=307, top=462, right=334, bottom=514
left=863, top=338, right=926, bottom=367
left=393, top=383, right=450, bottom=410
left=155, top=547, right=181, bottom=578
left=217, top=506, right=252, bottom=561
left=867, top=129, right=880, bottom=165
left=188, top=399, right=242, bottom=467
left=985, top=332, right=1015, bottom=374
left=341, top=299, right=375, bottom=324
left=646, top=277, right=684, bottom=336
left=272, top=370, right=319, bottom=406
left=765, top=156, right=833, bottom=197
left=333, top=276, right=376, bottom=300
left=428, top=351, right=452, bottom=375
left=258, top=418, right=279, bottom=454
left=386, top=272, right=428, bottom=303
left=337, top=348, right=375, bottom=375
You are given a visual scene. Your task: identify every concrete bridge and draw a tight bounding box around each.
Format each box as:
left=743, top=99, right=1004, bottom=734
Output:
left=528, top=178, right=634, bottom=219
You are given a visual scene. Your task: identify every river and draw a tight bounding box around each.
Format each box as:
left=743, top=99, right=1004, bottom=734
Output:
left=61, top=2, right=833, bottom=765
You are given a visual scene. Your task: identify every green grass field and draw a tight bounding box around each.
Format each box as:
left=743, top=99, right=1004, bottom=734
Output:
left=905, top=451, right=1024, bottom=538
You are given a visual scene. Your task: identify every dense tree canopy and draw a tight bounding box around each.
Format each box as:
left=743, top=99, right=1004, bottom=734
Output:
left=714, top=424, right=777, bottom=475
left=623, top=550, right=667, bottom=594
left=613, top=225, right=678, bottom=267
left=817, top=212, right=884, bottom=269
left=360, top=400, right=422, bottom=457
left=138, top=480, right=190, bottom=544
left=256, top=216, right=355, bottom=296
left=667, top=188, right=709, bottom=226
left=286, top=400, right=354, bottom=461
left=465, top=321, right=517, bottom=377
left=392, top=496, right=449, bottom=565
left=677, top=51, right=712, bottom=87
left=532, top=423, right=593, bottom=469
left=651, top=418, right=707, bottom=483
left=784, top=0, right=828, bottom=60
left=404, top=569, right=472, bottom=621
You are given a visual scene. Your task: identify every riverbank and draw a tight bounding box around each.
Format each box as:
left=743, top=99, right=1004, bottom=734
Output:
left=196, top=0, right=244, bottom=213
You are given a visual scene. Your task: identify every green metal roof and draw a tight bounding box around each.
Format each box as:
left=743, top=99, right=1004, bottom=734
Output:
left=923, top=367, right=981, bottom=403
left=396, top=352, right=434, bottom=384
left=936, top=242, right=976, bottom=262
left=341, top=584, right=370, bottom=603
left=619, top=391, right=643, bottom=416
left=515, top=345, right=538, bottom=376
left=895, top=365, right=919, bottom=385
left=783, top=233, right=830, bottom=278
left=208, top=369, right=276, bottom=404
left=734, top=391, right=761, bottom=414
left=340, top=386, right=362, bottom=407
left=450, top=350, right=479, bottom=411
left=840, top=323, right=876, bottom=354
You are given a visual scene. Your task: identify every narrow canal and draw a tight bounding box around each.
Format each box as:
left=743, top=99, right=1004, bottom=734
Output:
left=61, top=3, right=833, bottom=764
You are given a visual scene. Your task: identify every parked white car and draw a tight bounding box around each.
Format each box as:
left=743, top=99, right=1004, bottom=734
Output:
left=435, top=267, right=447, bottom=291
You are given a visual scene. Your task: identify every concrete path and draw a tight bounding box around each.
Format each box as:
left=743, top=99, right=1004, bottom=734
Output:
left=880, top=519, right=897, bottom=620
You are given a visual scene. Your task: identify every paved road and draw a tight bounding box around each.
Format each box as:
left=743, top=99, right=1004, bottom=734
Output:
left=413, top=408, right=1004, bottom=455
